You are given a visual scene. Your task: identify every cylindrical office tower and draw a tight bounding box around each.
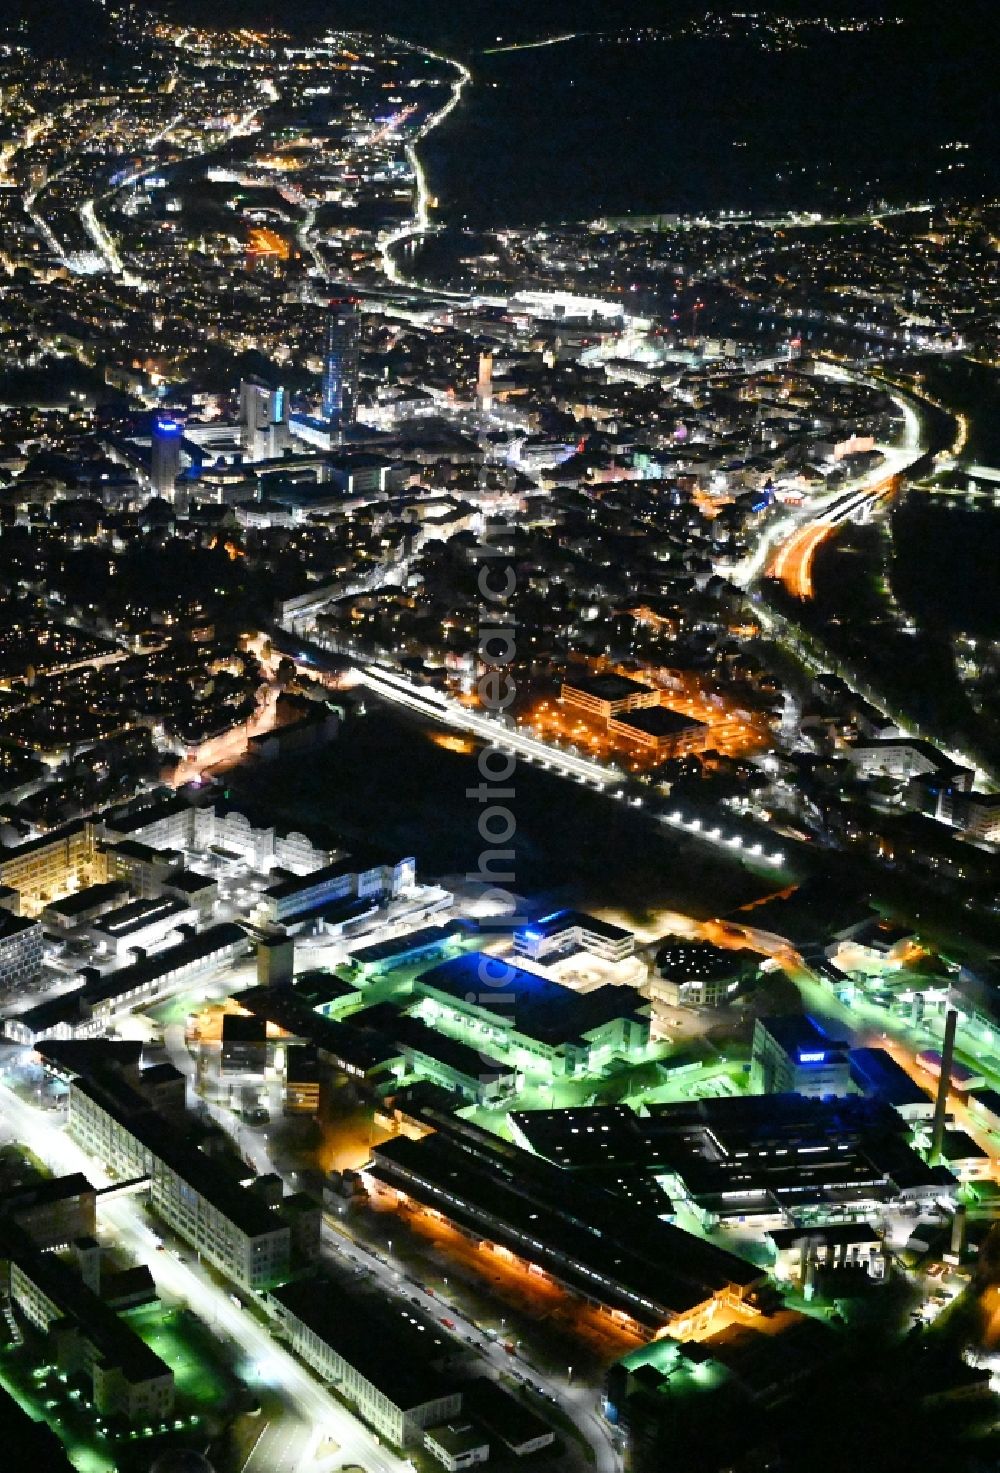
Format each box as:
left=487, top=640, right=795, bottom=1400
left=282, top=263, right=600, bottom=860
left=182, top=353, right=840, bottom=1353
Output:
left=150, top=417, right=182, bottom=498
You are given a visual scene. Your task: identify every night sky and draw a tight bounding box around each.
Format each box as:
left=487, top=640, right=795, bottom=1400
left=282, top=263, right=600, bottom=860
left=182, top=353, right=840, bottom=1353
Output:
left=7, top=0, right=999, bottom=53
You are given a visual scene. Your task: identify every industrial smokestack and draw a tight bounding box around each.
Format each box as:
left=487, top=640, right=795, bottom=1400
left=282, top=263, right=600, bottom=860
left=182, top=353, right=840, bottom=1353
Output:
left=931, top=1007, right=958, bottom=1164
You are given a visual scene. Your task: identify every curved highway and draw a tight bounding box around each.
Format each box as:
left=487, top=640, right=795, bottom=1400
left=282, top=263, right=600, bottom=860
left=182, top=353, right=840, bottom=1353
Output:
left=768, top=472, right=902, bottom=599
left=758, top=372, right=926, bottom=601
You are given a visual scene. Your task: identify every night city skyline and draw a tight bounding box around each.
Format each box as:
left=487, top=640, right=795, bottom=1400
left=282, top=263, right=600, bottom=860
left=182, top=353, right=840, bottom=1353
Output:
left=0, top=5, right=1000, bottom=1473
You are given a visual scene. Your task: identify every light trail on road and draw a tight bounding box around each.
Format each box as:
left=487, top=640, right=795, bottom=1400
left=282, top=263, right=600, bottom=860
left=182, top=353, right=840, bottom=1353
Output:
left=165, top=1022, right=622, bottom=1472
left=482, top=32, right=581, bottom=54
left=769, top=520, right=837, bottom=600
left=767, top=473, right=902, bottom=599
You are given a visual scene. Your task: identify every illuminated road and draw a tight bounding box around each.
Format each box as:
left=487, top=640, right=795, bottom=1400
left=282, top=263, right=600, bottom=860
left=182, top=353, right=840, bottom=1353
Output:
left=296, top=203, right=326, bottom=277
left=745, top=375, right=998, bottom=782
left=727, top=367, right=1000, bottom=778
left=81, top=109, right=187, bottom=275
left=768, top=473, right=901, bottom=599
left=0, top=1081, right=409, bottom=1473
left=19, top=102, right=97, bottom=264
left=377, top=48, right=472, bottom=286
left=79, top=105, right=262, bottom=281
left=275, top=647, right=786, bottom=865
left=242, top=1415, right=318, bottom=1473
left=482, top=32, right=580, bottom=54
left=158, top=1013, right=621, bottom=1472
left=789, top=969, right=1000, bottom=1191
left=760, top=376, right=924, bottom=600
left=295, top=41, right=470, bottom=293
left=363, top=103, right=418, bottom=148
left=769, top=520, right=833, bottom=600
left=356, top=664, right=786, bottom=863
left=80, top=196, right=128, bottom=277
left=716, top=375, right=924, bottom=594
left=321, top=1216, right=621, bottom=1473
left=168, top=683, right=281, bottom=786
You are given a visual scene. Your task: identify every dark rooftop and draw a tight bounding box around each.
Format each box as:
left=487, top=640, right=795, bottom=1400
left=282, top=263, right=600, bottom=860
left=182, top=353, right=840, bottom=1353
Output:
left=613, top=706, right=707, bottom=738
left=32, top=1038, right=144, bottom=1079
left=656, top=939, right=758, bottom=982
left=0, top=1217, right=170, bottom=1386
left=416, top=953, right=647, bottom=1048
left=513, top=1094, right=950, bottom=1220
left=234, top=986, right=397, bottom=1074
left=81, top=923, right=246, bottom=1008
left=165, top=868, right=216, bottom=894
left=271, top=1275, right=456, bottom=1410
left=103, top=795, right=192, bottom=836
left=0, top=1171, right=95, bottom=1217
left=0, top=910, right=38, bottom=940
left=349, top=923, right=460, bottom=968
left=222, top=1013, right=267, bottom=1045
left=263, top=858, right=355, bottom=902
left=849, top=1047, right=932, bottom=1110
left=563, top=672, right=653, bottom=703
left=92, top=895, right=189, bottom=937
left=4, top=988, right=85, bottom=1037
left=755, top=1014, right=848, bottom=1058
left=70, top=1074, right=284, bottom=1241
left=370, top=1129, right=760, bottom=1328
left=524, top=909, right=633, bottom=943
left=350, top=1004, right=513, bottom=1085
left=42, top=882, right=128, bottom=919
left=464, top=1376, right=553, bottom=1450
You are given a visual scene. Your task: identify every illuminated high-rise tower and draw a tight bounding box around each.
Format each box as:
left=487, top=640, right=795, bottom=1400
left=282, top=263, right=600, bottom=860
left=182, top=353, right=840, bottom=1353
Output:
left=269, top=383, right=290, bottom=457
left=476, top=350, right=493, bottom=410
left=150, top=417, right=182, bottom=498
left=240, top=378, right=289, bottom=461
left=322, top=296, right=360, bottom=436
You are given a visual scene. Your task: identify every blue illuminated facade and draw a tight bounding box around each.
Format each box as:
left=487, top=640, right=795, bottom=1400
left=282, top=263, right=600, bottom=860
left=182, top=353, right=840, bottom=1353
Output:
left=322, top=297, right=360, bottom=434
left=513, top=909, right=634, bottom=964
left=751, top=1015, right=850, bottom=1098
left=150, top=416, right=183, bottom=497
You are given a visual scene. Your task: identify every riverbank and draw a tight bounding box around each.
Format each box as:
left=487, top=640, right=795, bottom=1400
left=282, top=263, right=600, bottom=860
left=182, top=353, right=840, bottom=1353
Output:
left=376, top=45, right=471, bottom=286
left=896, top=357, right=1000, bottom=470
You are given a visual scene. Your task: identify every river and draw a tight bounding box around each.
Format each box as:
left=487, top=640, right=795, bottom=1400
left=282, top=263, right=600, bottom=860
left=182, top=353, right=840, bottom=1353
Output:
left=421, top=25, right=998, bottom=229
